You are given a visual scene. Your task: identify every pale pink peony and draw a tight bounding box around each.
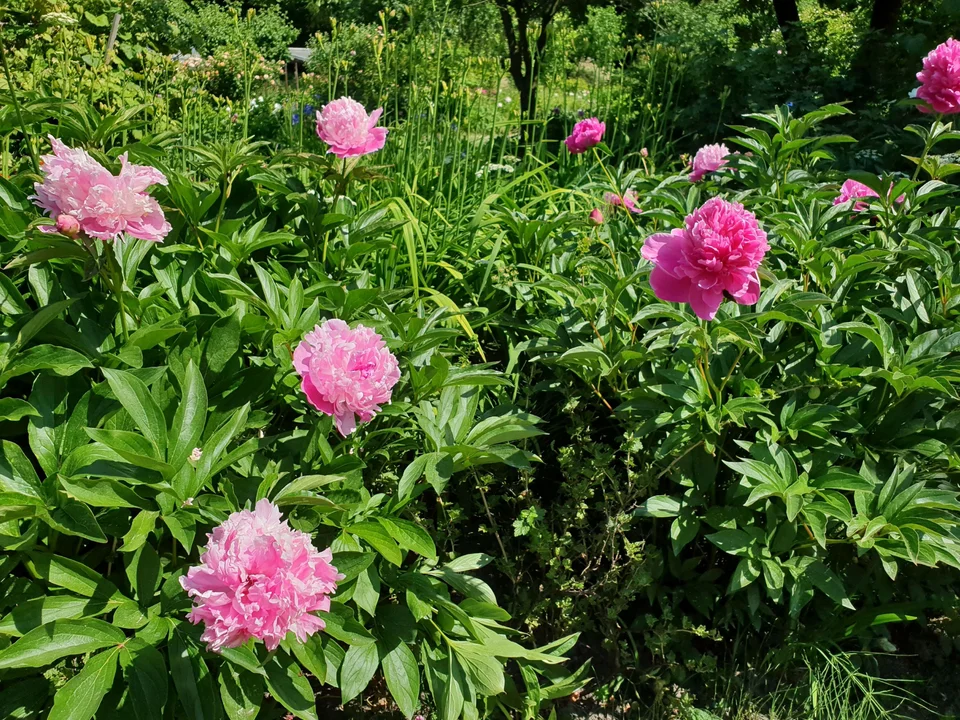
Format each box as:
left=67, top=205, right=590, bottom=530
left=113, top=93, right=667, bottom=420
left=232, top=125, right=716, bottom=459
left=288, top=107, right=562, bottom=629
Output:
left=589, top=208, right=604, bottom=225
left=180, top=499, right=342, bottom=653
left=642, top=197, right=769, bottom=321
left=32, top=136, right=170, bottom=242
left=293, top=319, right=401, bottom=436
left=565, top=117, right=605, bottom=154
left=916, top=38, right=960, bottom=114
left=604, top=189, right=641, bottom=214
left=316, top=97, right=388, bottom=158
left=833, top=179, right=905, bottom=212
left=689, top=143, right=730, bottom=182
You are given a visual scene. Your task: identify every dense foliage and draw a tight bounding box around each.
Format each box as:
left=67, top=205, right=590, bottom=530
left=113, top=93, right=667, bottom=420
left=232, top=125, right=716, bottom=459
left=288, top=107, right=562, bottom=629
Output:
left=1, top=2, right=960, bottom=720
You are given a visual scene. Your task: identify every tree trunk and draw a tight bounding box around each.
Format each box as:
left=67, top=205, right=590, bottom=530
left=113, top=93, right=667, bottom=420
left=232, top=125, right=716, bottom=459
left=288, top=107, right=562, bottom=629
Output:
left=869, top=0, right=902, bottom=33
left=496, top=0, right=555, bottom=151
left=771, top=0, right=806, bottom=52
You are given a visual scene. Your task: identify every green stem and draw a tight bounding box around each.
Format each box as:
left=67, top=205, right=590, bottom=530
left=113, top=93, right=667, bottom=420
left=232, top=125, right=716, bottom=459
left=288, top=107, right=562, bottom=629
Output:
left=0, top=27, right=40, bottom=174
left=912, top=119, right=939, bottom=181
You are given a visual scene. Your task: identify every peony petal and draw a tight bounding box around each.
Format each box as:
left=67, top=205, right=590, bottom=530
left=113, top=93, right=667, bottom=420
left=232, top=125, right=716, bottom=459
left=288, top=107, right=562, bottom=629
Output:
left=688, top=288, right=725, bottom=321
left=649, top=266, right=692, bottom=303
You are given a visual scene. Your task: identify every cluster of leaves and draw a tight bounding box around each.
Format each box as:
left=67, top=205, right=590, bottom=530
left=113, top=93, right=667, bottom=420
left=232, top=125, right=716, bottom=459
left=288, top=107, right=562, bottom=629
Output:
left=0, top=99, right=591, bottom=718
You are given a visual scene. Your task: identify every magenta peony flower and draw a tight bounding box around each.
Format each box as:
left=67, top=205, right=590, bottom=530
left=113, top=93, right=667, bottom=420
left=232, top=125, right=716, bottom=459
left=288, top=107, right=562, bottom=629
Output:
left=294, top=319, right=401, bottom=436
left=916, top=38, right=960, bottom=114
left=642, top=197, right=769, bottom=321
left=565, top=117, right=605, bottom=154
left=316, top=97, right=388, bottom=158
left=833, top=179, right=905, bottom=212
left=180, top=499, right=342, bottom=653
left=32, top=136, right=170, bottom=243
left=605, top=189, right=641, bottom=214
left=689, top=143, right=730, bottom=182
left=589, top=208, right=604, bottom=225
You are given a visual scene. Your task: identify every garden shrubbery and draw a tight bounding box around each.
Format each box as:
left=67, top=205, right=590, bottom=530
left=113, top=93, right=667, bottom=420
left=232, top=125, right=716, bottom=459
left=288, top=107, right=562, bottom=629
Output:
left=0, top=4, right=959, bottom=720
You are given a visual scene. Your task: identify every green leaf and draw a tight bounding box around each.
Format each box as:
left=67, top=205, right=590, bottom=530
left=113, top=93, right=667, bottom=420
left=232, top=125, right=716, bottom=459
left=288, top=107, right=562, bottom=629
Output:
left=264, top=653, right=319, bottom=720
left=330, top=551, right=376, bottom=583
left=125, top=543, right=161, bottom=605
left=219, top=664, right=263, bottom=720
left=85, top=428, right=173, bottom=474
left=47, top=499, right=107, bottom=542
left=169, top=625, right=221, bottom=720
left=0, top=345, right=92, bottom=385
left=381, top=639, right=420, bottom=718
left=348, top=522, right=404, bottom=566
left=634, top=495, right=681, bottom=518
left=26, top=553, right=124, bottom=600
left=340, top=641, right=380, bottom=704
left=120, top=639, right=168, bottom=720
left=443, top=554, right=493, bottom=573
left=290, top=634, right=327, bottom=684
left=451, top=641, right=505, bottom=696
left=0, top=596, right=111, bottom=637
left=120, top=510, right=160, bottom=552
left=0, top=397, right=38, bottom=421
left=48, top=647, right=120, bottom=720
left=167, top=360, right=207, bottom=471
left=706, top=529, right=753, bottom=556
left=0, top=677, right=49, bottom=719
left=102, top=368, right=168, bottom=456
left=58, top=475, right=151, bottom=509
left=0, top=619, right=125, bottom=669
left=377, top=517, right=438, bottom=560
left=0, top=439, right=43, bottom=498
left=319, top=606, right=377, bottom=646
left=807, top=560, right=855, bottom=610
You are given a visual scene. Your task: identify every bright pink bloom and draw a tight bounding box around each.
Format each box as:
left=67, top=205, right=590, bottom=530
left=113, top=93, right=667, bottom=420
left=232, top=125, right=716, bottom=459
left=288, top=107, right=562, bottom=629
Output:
left=180, top=499, right=342, bottom=653
left=32, top=136, right=170, bottom=242
left=565, top=117, right=605, bottom=154
left=604, top=189, right=641, bottom=214
left=316, top=97, right=388, bottom=158
left=689, top=143, right=729, bottom=182
left=589, top=208, right=604, bottom=225
left=916, top=38, right=960, bottom=114
left=833, top=179, right=905, bottom=212
left=294, top=319, right=401, bottom=436
left=642, top=197, right=769, bottom=321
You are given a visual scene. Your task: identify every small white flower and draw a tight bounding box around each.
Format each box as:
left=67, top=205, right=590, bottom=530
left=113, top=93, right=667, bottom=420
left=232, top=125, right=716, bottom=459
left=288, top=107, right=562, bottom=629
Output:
left=258, top=95, right=265, bottom=102
left=497, top=102, right=503, bottom=108
left=504, top=96, right=512, bottom=103
left=307, top=189, right=317, bottom=195
left=909, top=87, right=919, bottom=99
left=182, top=497, right=195, bottom=507
left=189, top=448, right=202, bottom=463
left=273, top=102, right=282, bottom=112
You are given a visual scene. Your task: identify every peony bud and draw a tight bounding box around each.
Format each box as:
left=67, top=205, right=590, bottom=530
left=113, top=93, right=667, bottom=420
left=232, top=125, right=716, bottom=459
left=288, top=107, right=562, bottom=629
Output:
left=56, top=214, right=81, bottom=238
left=589, top=208, right=604, bottom=225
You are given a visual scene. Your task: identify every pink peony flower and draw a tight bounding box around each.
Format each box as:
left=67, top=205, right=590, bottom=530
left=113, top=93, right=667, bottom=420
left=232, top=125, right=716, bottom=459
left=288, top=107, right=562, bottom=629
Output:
left=589, top=208, right=604, bottom=225
left=642, top=197, right=769, bottom=321
left=180, top=499, right=342, bottom=653
left=316, top=97, right=388, bottom=158
left=689, top=143, right=730, bottom=182
left=833, top=179, right=905, bottom=212
left=604, top=189, right=641, bottom=214
left=32, top=136, right=170, bottom=243
left=565, top=117, right=605, bottom=154
left=294, top=319, right=401, bottom=436
left=916, top=38, right=960, bottom=114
